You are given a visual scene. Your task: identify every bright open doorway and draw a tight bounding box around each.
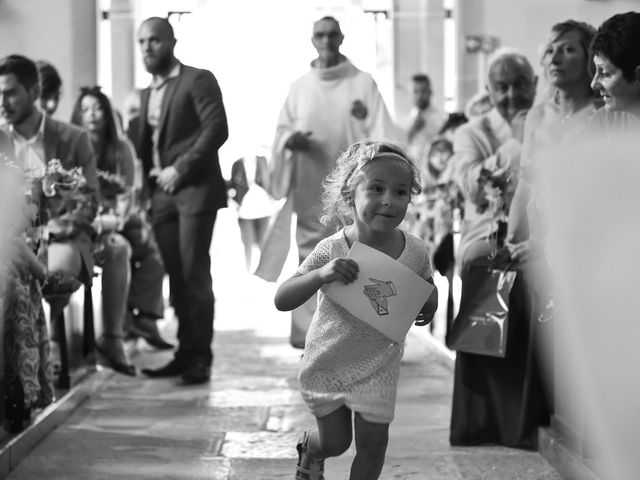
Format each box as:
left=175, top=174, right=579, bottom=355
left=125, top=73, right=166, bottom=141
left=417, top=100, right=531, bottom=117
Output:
left=97, top=0, right=395, bottom=175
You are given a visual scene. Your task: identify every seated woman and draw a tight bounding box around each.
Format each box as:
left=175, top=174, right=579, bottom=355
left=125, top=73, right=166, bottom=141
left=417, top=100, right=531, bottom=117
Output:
left=70, top=88, right=170, bottom=374
left=69, top=88, right=134, bottom=375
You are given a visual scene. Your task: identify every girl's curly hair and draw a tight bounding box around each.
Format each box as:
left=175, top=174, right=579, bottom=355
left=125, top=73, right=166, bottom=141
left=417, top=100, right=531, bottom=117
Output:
left=320, top=141, right=421, bottom=229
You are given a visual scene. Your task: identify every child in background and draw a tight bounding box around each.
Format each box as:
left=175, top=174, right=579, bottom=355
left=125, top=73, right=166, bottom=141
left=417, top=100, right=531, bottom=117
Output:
left=274, top=141, right=438, bottom=480
left=227, top=153, right=276, bottom=271
left=405, top=137, right=457, bottom=250
left=420, top=137, right=457, bottom=249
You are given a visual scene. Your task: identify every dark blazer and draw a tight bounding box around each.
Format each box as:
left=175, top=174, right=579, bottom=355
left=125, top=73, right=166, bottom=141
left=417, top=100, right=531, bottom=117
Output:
left=43, top=116, right=98, bottom=193
left=138, top=64, right=229, bottom=215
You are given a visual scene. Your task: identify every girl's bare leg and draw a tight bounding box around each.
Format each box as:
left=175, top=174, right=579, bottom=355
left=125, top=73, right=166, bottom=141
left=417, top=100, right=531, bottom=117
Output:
left=307, top=405, right=353, bottom=460
left=349, top=412, right=389, bottom=480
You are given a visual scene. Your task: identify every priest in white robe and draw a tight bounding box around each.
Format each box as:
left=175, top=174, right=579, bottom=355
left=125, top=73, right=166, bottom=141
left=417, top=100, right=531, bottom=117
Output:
left=266, top=15, right=399, bottom=348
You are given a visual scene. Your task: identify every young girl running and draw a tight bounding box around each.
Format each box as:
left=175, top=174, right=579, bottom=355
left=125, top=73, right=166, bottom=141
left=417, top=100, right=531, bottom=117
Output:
left=274, top=141, right=438, bottom=480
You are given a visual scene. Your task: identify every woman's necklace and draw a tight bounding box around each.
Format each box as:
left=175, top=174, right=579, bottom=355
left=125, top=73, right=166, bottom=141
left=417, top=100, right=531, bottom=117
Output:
left=555, top=90, right=589, bottom=125
left=559, top=104, right=579, bottom=125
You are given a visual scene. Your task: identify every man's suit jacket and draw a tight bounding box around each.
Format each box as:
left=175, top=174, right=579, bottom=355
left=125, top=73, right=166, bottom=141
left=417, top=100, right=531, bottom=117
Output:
left=452, top=108, right=520, bottom=265
left=43, top=116, right=98, bottom=193
left=138, top=64, right=229, bottom=216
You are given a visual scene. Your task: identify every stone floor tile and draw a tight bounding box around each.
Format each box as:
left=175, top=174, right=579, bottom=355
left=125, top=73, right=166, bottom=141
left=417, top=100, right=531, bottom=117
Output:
left=3, top=228, right=563, bottom=480
left=221, top=431, right=299, bottom=459
left=7, top=427, right=228, bottom=480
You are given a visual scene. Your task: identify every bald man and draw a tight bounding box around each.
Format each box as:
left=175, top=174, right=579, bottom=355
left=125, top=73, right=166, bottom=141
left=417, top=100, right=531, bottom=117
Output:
left=269, top=16, right=398, bottom=348
left=136, top=17, right=229, bottom=384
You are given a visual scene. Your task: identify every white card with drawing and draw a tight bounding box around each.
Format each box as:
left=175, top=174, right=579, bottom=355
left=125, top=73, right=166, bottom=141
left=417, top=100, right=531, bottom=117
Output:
left=324, top=241, right=435, bottom=343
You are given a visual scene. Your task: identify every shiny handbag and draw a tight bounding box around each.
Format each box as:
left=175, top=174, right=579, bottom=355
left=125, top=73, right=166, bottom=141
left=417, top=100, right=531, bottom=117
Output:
left=447, top=261, right=517, bottom=358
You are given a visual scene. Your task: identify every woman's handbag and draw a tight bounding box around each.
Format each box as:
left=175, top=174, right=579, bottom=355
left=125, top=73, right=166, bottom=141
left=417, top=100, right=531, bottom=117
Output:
left=447, top=258, right=517, bottom=358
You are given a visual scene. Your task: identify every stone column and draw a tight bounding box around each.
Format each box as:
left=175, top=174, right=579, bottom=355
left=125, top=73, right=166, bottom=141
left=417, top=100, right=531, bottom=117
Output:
left=392, top=0, right=445, bottom=120
left=0, top=0, right=98, bottom=120
left=453, top=0, right=486, bottom=110
left=108, top=0, right=136, bottom=114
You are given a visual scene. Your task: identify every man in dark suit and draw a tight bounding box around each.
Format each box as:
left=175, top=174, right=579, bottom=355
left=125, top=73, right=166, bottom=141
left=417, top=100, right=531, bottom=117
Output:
left=136, top=17, right=229, bottom=384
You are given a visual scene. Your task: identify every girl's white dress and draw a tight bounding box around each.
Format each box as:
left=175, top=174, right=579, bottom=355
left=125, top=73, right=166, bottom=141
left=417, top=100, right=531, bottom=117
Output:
left=298, top=229, right=433, bottom=423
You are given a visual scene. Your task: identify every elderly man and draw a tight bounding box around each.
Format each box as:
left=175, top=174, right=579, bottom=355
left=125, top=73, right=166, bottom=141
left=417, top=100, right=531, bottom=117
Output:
left=269, top=16, right=398, bottom=348
left=449, top=50, right=550, bottom=449
left=136, top=17, right=229, bottom=384
left=452, top=49, right=537, bottom=271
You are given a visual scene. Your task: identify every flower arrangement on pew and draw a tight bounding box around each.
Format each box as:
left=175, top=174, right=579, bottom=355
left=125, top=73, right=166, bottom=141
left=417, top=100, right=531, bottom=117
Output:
left=30, top=159, right=90, bottom=296
left=478, top=161, right=516, bottom=256
left=94, top=169, right=131, bottom=235
left=404, top=180, right=462, bottom=253
left=96, top=169, right=127, bottom=201
left=23, top=159, right=87, bottom=227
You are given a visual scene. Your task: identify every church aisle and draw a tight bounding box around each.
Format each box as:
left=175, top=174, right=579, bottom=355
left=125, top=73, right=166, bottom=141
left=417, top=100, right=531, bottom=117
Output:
left=5, top=210, right=563, bottom=479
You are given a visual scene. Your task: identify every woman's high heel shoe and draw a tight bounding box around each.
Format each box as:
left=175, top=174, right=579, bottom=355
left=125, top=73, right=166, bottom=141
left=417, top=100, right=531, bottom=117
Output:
left=95, top=335, right=136, bottom=376
left=133, top=316, right=174, bottom=350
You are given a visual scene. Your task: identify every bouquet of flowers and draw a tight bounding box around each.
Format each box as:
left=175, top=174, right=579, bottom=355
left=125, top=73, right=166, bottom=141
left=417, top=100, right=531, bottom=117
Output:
left=477, top=160, right=517, bottom=252
left=33, top=159, right=94, bottom=244
left=478, top=167, right=510, bottom=216
left=97, top=169, right=127, bottom=202
left=23, top=159, right=85, bottom=225
left=41, top=159, right=83, bottom=199
left=403, top=179, right=462, bottom=251
left=94, top=170, right=133, bottom=232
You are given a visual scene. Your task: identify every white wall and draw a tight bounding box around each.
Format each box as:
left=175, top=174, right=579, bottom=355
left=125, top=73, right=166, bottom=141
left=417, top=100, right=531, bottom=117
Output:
left=393, top=0, right=446, bottom=120
left=0, top=0, right=98, bottom=122
left=131, top=0, right=393, bottom=175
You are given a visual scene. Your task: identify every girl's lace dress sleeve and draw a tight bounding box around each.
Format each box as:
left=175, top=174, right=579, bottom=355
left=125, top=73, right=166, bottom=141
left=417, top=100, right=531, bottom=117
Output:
left=297, top=236, right=334, bottom=275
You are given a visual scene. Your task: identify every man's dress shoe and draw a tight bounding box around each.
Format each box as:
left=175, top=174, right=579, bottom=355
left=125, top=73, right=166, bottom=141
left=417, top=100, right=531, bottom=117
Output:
left=141, top=358, right=188, bottom=377
left=181, top=360, right=211, bottom=385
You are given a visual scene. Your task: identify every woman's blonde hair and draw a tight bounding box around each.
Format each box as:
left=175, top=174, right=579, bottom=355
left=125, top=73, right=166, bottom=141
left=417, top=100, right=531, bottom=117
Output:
left=539, top=19, right=596, bottom=101
left=320, top=141, right=421, bottom=229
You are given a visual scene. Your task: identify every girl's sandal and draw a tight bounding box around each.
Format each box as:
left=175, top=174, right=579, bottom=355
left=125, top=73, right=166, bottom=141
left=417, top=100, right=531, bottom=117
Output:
left=295, top=430, right=325, bottom=480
